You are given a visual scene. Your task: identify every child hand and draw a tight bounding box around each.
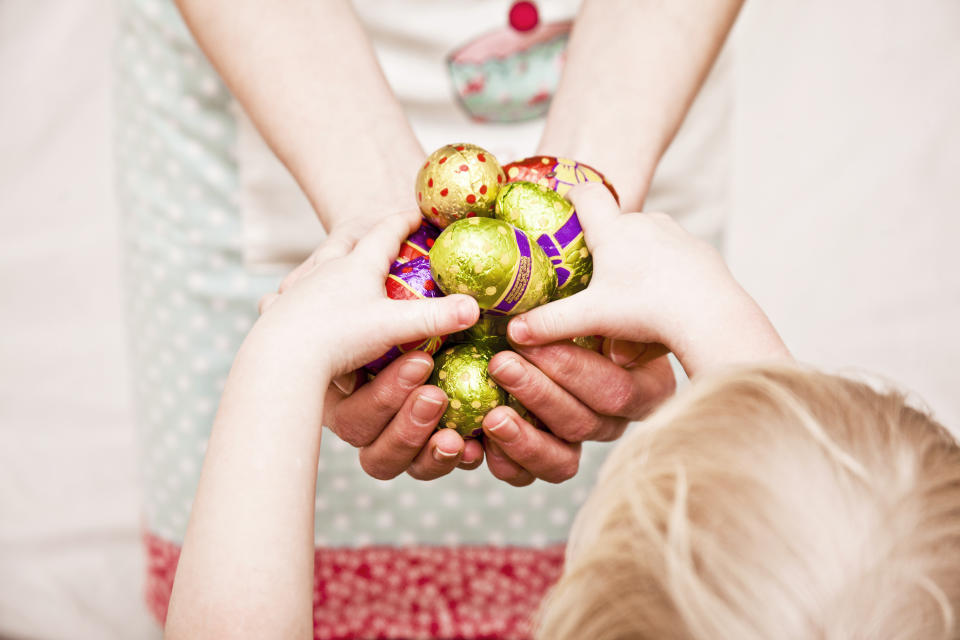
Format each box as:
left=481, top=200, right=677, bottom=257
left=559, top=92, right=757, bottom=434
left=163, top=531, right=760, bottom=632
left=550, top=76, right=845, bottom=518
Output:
left=252, top=210, right=484, bottom=479
left=256, top=209, right=479, bottom=378
left=506, top=184, right=790, bottom=377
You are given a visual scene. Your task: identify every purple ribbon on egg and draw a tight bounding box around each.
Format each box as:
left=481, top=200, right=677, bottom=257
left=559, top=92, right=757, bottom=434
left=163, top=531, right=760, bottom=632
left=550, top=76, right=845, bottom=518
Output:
left=488, top=228, right=534, bottom=316
left=535, top=211, right=582, bottom=288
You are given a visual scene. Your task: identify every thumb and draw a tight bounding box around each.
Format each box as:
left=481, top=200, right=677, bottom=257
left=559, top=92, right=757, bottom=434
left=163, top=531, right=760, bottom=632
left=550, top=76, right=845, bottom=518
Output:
left=383, top=295, right=479, bottom=347
left=565, top=182, right=620, bottom=251
left=507, top=292, right=603, bottom=346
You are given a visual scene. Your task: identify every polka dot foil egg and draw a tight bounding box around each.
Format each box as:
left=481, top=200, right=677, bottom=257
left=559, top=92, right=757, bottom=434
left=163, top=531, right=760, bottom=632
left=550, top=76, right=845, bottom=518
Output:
left=429, top=216, right=556, bottom=316
left=429, top=342, right=506, bottom=438
left=364, top=256, right=445, bottom=375
left=416, top=143, right=506, bottom=229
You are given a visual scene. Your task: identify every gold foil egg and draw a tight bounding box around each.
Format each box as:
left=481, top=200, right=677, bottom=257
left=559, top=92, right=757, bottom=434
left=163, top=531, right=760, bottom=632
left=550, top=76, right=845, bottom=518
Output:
left=416, top=143, right=506, bottom=229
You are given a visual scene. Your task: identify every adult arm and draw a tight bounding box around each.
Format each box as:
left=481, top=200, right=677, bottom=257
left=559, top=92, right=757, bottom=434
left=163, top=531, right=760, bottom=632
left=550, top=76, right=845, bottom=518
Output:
left=174, top=0, right=424, bottom=229
left=485, top=0, right=745, bottom=483
left=539, top=0, right=745, bottom=211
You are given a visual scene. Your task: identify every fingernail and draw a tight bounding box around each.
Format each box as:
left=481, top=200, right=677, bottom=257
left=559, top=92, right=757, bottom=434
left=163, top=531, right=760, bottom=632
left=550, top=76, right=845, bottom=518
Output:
left=398, top=358, right=433, bottom=386
left=457, top=298, right=476, bottom=327
left=489, top=356, right=524, bottom=386
left=487, top=415, right=519, bottom=442
left=433, top=445, right=460, bottom=462
left=509, top=317, right=530, bottom=344
left=412, top=393, right=444, bottom=424
left=609, top=339, right=648, bottom=367
left=332, top=372, right=358, bottom=395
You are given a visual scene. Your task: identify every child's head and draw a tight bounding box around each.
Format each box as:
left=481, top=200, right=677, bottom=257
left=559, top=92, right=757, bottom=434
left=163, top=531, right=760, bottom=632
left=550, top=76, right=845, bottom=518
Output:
left=538, top=366, right=960, bottom=640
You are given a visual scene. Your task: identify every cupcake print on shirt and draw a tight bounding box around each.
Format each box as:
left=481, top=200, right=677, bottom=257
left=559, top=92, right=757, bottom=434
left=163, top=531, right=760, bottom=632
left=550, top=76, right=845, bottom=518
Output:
left=447, top=1, right=571, bottom=122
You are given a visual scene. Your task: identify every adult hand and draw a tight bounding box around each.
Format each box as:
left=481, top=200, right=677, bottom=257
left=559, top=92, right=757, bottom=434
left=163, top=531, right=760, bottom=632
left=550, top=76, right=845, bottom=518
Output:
left=481, top=339, right=675, bottom=487
left=259, top=217, right=486, bottom=482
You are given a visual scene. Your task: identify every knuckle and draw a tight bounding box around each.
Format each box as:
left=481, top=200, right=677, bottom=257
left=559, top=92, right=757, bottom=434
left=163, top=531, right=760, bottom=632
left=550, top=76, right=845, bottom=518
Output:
left=546, top=457, right=580, bottom=484
left=359, top=454, right=400, bottom=481
left=593, top=372, right=635, bottom=416
left=336, top=424, right=375, bottom=448
left=508, top=473, right=536, bottom=487
left=549, top=345, right=583, bottom=380
left=368, top=382, right=401, bottom=415
left=405, top=465, right=433, bottom=482
left=562, top=415, right=601, bottom=443
left=391, top=423, right=429, bottom=452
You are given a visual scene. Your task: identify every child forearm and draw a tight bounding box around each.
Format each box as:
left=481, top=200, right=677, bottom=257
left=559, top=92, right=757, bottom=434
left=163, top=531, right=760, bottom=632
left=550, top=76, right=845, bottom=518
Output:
left=538, top=0, right=744, bottom=211
left=174, top=0, right=424, bottom=228
left=164, top=331, right=326, bottom=640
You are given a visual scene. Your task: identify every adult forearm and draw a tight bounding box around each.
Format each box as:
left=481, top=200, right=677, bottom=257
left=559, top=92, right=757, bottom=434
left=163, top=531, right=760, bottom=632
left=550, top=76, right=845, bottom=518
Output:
left=175, top=0, right=424, bottom=228
left=538, top=0, right=743, bottom=211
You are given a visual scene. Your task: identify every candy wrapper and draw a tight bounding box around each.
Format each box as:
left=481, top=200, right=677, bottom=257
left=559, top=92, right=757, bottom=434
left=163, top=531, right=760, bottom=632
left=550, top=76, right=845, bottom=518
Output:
left=495, top=181, right=591, bottom=298
left=397, top=219, right=440, bottom=263
left=449, top=314, right=510, bottom=352
left=416, top=143, right=506, bottom=228
left=364, top=257, right=445, bottom=374
left=429, top=343, right=506, bottom=438
left=430, top=217, right=557, bottom=315
left=502, top=155, right=619, bottom=203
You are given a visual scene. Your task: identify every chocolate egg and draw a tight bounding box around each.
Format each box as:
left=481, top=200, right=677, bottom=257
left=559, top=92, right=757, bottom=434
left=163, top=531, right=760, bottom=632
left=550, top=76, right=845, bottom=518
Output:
left=507, top=394, right=546, bottom=430
left=572, top=335, right=604, bottom=352
left=397, top=219, right=440, bottom=263
left=449, top=314, right=511, bottom=352
left=495, top=180, right=591, bottom=298
left=429, top=342, right=506, bottom=438
left=416, top=143, right=506, bottom=228
left=502, top=155, right=619, bottom=203
left=364, top=256, right=445, bottom=374
left=429, top=216, right=556, bottom=315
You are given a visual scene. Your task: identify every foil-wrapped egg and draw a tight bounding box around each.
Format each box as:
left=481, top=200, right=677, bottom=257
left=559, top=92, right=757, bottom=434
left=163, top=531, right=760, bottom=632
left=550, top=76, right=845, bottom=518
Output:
left=364, top=256, right=445, bottom=374
left=416, top=143, right=506, bottom=229
left=429, top=342, right=506, bottom=438
left=495, top=180, right=591, bottom=298
left=502, top=155, right=619, bottom=203
left=429, top=216, right=556, bottom=315
left=449, top=314, right=511, bottom=353
left=397, top=219, right=440, bottom=263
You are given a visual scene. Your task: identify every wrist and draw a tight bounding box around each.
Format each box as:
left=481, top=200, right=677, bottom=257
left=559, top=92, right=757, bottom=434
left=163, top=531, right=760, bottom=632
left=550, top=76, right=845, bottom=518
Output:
left=535, top=135, right=656, bottom=211
left=670, top=285, right=791, bottom=377
left=301, top=144, right=425, bottom=230
left=239, top=317, right=336, bottom=392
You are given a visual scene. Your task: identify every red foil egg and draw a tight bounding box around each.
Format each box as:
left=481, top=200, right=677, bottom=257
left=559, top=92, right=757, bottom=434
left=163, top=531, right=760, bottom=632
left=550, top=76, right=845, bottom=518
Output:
left=502, top=155, right=619, bottom=204
left=364, top=256, right=446, bottom=374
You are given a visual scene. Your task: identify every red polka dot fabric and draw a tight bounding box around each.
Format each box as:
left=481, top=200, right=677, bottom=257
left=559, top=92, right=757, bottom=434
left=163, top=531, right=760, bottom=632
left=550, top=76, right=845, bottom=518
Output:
left=144, top=532, right=565, bottom=639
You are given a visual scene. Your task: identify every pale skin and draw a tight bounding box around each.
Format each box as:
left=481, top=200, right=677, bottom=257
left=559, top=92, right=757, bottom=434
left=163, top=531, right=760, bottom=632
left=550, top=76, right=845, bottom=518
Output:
left=164, top=187, right=790, bottom=640
left=175, top=0, right=744, bottom=483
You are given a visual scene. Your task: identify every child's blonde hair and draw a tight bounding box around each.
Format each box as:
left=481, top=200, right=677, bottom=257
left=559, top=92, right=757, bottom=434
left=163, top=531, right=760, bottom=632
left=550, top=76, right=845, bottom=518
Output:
left=537, top=365, right=960, bottom=640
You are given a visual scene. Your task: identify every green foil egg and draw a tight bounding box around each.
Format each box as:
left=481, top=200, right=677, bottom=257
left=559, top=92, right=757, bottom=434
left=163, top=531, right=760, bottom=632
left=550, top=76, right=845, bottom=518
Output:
left=429, top=342, right=506, bottom=438
left=429, top=217, right=556, bottom=315
left=449, top=314, right=511, bottom=352
left=494, top=180, right=592, bottom=299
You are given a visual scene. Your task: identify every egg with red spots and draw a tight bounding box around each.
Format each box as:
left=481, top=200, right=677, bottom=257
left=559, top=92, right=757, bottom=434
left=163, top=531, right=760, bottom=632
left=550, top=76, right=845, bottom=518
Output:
left=416, top=143, right=506, bottom=229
